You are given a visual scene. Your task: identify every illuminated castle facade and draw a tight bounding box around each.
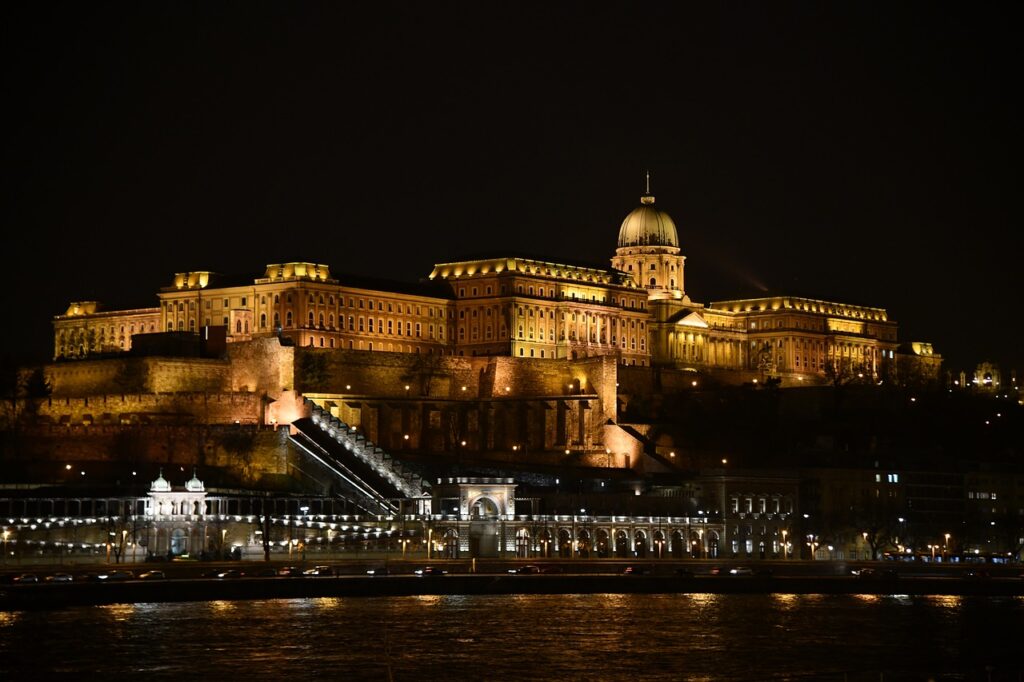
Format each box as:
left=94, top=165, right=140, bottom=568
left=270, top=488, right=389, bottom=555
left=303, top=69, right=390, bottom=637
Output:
left=53, top=184, right=934, bottom=382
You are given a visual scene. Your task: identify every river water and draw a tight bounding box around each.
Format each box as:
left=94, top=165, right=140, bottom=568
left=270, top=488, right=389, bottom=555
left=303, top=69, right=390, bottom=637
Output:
left=2, top=593, right=1021, bottom=680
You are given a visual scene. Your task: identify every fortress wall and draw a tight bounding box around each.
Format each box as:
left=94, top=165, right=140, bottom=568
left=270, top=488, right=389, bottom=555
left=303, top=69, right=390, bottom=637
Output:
left=46, top=357, right=230, bottom=397
left=14, top=425, right=290, bottom=486
left=36, top=392, right=262, bottom=425
left=227, top=337, right=295, bottom=396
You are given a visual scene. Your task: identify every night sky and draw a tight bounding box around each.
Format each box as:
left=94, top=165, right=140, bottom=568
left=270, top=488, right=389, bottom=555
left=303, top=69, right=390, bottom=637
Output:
left=5, top=3, right=1021, bottom=373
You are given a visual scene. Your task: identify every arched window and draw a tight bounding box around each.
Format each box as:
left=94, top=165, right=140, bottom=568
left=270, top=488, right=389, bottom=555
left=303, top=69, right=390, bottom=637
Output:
left=308, top=311, right=315, bottom=326
left=260, top=313, right=267, bottom=328
left=285, top=311, right=293, bottom=327
left=274, top=294, right=280, bottom=304
left=649, top=277, right=657, bottom=287
left=235, top=320, right=242, bottom=333
left=273, top=312, right=280, bottom=328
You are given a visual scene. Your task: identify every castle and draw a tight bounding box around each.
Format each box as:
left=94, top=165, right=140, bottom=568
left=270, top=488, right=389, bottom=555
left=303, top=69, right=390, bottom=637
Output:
left=54, top=182, right=935, bottom=384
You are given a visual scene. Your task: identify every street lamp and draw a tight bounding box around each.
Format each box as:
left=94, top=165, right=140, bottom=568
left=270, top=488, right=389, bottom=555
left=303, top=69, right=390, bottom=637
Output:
left=2, top=529, right=8, bottom=564
left=781, top=530, right=788, bottom=560
left=944, top=533, right=951, bottom=560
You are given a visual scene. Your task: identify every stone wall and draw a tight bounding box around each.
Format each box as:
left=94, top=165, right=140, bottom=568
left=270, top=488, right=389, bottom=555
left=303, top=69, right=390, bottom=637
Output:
left=9, top=424, right=291, bottom=487
left=36, top=392, right=262, bottom=426
left=227, top=337, right=295, bottom=396
left=46, top=357, right=230, bottom=397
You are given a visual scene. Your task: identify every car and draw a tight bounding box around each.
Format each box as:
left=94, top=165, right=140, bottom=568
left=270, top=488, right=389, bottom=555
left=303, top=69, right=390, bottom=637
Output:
left=277, top=566, right=304, bottom=577
left=46, top=573, right=74, bottom=583
left=508, top=565, right=542, bottom=574
left=851, top=568, right=877, bottom=578
left=880, top=568, right=899, bottom=579
left=216, top=569, right=244, bottom=579
left=12, top=573, right=39, bottom=584
left=200, top=569, right=222, bottom=578
left=539, top=565, right=563, bottom=574
left=754, top=567, right=774, bottom=577
left=623, top=565, right=653, bottom=575
left=99, top=570, right=134, bottom=581
left=254, top=568, right=278, bottom=577
left=709, top=566, right=724, bottom=575
left=138, top=570, right=166, bottom=580
left=414, top=566, right=447, bottom=576
left=366, top=567, right=391, bottom=576
left=303, top=566, right=333, bottom=576
left=675, top=568, right=695, bottom=578
left=728, top=567, right=753, bottom=576
left=963, top=569, right=991, bottom=580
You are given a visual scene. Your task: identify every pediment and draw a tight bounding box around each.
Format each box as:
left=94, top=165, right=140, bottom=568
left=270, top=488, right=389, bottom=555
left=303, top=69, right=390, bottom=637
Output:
left=673, top=311, right=709, bottom=328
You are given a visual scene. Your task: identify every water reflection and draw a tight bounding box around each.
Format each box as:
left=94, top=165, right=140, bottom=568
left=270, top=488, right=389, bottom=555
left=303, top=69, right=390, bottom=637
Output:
left=929, top=594, right=962, bottom=609
left=1, top=594, right=1021, bottom=679
left=99, top=603, right=134, bottom=621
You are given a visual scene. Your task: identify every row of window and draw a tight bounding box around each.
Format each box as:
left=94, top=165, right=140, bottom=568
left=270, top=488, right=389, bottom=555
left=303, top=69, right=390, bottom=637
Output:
left=163, top=294, right=447, bottom=319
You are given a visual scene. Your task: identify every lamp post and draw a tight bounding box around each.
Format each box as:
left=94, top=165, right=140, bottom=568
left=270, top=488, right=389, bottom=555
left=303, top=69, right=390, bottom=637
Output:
left=944, top=533, right=951, bottom=561
left=221, top=529, right=228, bottom=560
left=2, top=530, right=8, bottom=564
left=929, top=544, right=936, bottom=561
left=781, top=529, right=788, bottom=560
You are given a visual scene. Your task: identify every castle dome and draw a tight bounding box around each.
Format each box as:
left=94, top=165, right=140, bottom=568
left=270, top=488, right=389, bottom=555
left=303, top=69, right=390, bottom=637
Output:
left=617, top=191, right=679, bottom=248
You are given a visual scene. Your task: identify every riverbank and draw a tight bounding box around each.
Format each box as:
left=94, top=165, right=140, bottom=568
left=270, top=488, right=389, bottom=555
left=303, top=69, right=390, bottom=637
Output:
left=3, top=572, right=1022, bottom=610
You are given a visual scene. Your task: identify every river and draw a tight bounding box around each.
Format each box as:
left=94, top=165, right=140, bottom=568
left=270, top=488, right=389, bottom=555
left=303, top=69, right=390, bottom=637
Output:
left=2, top=593, right=1022, bottom=680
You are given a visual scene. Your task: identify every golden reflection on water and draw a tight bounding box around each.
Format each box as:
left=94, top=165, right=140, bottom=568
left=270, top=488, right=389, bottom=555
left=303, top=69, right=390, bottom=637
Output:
left=312, top=597, right=342, bottom=609
left=208, top=600, right=236, bottom=615
left=99, top=604, right=135, bottom=621
left=772, top=593, right=799, bottom=610
left=686, top=593, right=720, bottom=608
left=853, top=593, right=880, bottom=604
left=0, top=611, right=20, bottom=627
left=928, top=595, right=961, bottom=609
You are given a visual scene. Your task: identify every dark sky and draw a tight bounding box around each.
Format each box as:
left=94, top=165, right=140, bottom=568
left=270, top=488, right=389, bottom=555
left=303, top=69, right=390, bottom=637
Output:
left=4, top=2, right=1021, bottom=373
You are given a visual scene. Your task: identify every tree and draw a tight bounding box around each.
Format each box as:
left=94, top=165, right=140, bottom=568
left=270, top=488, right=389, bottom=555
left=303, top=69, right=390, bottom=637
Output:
left=400, top=353, right=448, bottom=397
left=297, top=351, right=330, bottom=392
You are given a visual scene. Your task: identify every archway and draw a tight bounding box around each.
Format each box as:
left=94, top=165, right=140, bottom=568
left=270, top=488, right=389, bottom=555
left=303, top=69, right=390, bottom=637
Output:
left=708, top=531, right=720, bottom=558
left=443, top=529, right=459, bottom=559
left=558, top=529, right=572, bottom=558
left=653, top=530, right=666, bottom=558
left=671, top=530, right=684, bottom=557
left=515, top=528, right=530, bottom=559
left=577, top=529, right=591, bottom=558
left=615, top=530, right=629, bottom=558
left=470, top=497, right=500, bottom=519
left=596, top=529, right=610, bottom=558
left=690, top=531, right=702, bottom=559
left=634, top=530, right=648, bottom=558
left=538, top=529, right=553, bottom=558
left=170, top=528, right=187, bottom=556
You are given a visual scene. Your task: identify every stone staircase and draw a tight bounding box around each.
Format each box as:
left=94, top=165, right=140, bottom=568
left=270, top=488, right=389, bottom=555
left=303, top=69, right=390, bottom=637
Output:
left=303, top=399, right=428, bottom=499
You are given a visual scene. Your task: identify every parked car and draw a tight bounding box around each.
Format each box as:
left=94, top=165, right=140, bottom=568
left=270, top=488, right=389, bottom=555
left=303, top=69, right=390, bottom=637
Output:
left=728, top=567, right=753, bottom=576
left=675, top=568, right=695, bottom=578
left=303, top=566, right=333, bottom=576
left=414, top=566, right=447, bottom=576
left=138, top=570, right=166, bottom=580
left=12, top=573, right=39, bottom=584
left=851, top=568, right=877, bottom=578
left=99, top=570, right=134, bottom=581
left=754, top=567, right=774, bottom=577
left=366, top=567, right=391, bottom=576
left=254, top=568, right=278, bottom=577
left=46, top=573, right=74, bottom=583
left=623, top=565, right=653, bottom=575
left=277, top=566, right=304, bottom=577
left=216, top=569, right=244, bottom=579
left=708, top=566, right=725, bottom=575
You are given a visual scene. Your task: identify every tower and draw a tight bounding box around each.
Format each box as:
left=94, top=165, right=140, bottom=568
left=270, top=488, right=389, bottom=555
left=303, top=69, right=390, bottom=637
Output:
left=610, top=173, right=687, bottom=302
